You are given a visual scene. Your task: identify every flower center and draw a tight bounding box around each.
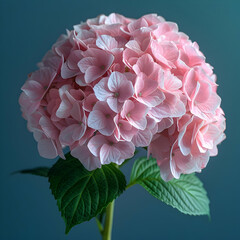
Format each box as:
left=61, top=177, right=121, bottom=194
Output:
left=106, top=114, right=111, bottom=119
left=100, top=65, right=105, bottom=70
left=138, top=92, right=142, bottom=97
left=125, top=66, right=129, bottom=72
left=118, top=123, right=123, bottom=127
left=114, top=92, right=119, bottom=98
left=127, top=113, right=131, bottom=117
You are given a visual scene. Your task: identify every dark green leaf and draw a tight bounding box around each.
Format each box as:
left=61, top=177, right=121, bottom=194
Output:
left=14, top=167, right=50, bottom=177
left=48, top=153, right=126, bottom=234
left=130, top=157, right=210, bottom=216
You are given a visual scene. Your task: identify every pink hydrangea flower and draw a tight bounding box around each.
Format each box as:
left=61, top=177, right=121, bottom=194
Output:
left=94, top=71, right=134, bottom=112
left=19, top=13, right=226, bottom=181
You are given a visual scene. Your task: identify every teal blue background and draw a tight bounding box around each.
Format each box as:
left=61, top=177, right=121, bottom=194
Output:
left=1, top=0, right=239, bottom=239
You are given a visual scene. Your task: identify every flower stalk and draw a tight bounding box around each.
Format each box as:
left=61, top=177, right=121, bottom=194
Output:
left=102, top=200, right=115, bottom=240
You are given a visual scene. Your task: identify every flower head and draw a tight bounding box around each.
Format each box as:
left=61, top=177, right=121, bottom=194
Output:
left=19, top=13, right=225, bottom=180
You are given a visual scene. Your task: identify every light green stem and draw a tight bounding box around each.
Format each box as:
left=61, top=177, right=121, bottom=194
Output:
left=102, top=200, right=115, bottom=240
left=96, top=217, right=103, bottom=235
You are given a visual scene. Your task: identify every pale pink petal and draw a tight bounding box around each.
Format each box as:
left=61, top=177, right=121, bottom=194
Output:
left=118, top=80, right=134, bottom=102
left=39, top=116, right=58, bottom=139
left=151, top=41, right=179, bottom=68
left=96, top=35, right=118, bottom=51
left=71, top=144, right=101, bottom=171
left=132, top=129, right=152, bottom=147
left=72, top=124, right=87, bottom=141
left=108, top=71, right=125, bottom=92
left=88, top=110, right=107, bottom=130
left=157, top=118, right=173, bottom=132
left=59, top=124, right=83, bottom=145
left=85, top=66, right=105, bottom=83
left=88, top=135, right=108, bottom=156
left=121, top=99, right=135, bottom=118
left=83, top=94, right=98, bottom=112
left=122, top=100, right=148, bottom=130
left=149, top=92, right=186, bottom=120
left=183, top=68, right=198, bottom=100
left=56, top=98, right=72, bottom=118
left=128, top=18, right=148, bottom=32
left=30, top=67, right=56, bottom=89
left=125, top=40, right=143, bottom=54
left=107, top=97, right=122, bottom=113
left=78, top=57, right=98, bottom=72
left=133, top=54, right=155, bottom=76
left=38, top=138, right=58, bottom=159
left=178, top=117, right=194, bottom=156
left=21, top=80, right=44, bottom=101
left=94, top=77, right=112, bottom=101
left=70, top=103, right=84, bottom=122
left=115, top=141, right=135, bottom=162
left=61, top=62, right=78, bottom=79
left=139, top=90, right=165, bottom=107
left=100, top=144, right=121, bottom=164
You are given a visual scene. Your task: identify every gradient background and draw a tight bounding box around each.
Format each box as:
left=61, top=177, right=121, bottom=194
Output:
left=1, top=0, right=239, bottom=239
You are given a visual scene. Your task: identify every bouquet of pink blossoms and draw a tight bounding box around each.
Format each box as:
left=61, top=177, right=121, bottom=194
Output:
left=19, top=13, right=226, bottom=239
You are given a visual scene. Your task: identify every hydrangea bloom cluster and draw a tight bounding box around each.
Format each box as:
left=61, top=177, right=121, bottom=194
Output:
left=19, top=13, right=226, bottom=181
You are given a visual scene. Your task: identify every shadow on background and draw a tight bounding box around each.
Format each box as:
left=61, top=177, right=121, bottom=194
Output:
left=0, top=0, right=239, bottom=239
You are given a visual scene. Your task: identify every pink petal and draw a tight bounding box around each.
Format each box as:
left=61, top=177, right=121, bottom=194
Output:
left=56, top=98, right=72, bottom=119
left=59, top=124, right=84, bottom=145
left=149, top=92, right=186, bottom=120
left=39, top=116, right=58, bottom=139
left=85, top=66, right=105, bottom=83
left=61, top=62, right=78, bottom=79
left=133, top=54, right=155, bottom=76
left=118, top=80, right=134, bottom=102
left=88, top=135, right=108, bottom=156
left=78, top=57, right=97, bottom=72
left=108, top=71, right=125, bottom=92
left=30, top=67, right=56, bottom=89
left=132, top=129, right=152, bottom=147
left=157, top=118, right=173, bottom=132
left=151, top=40, right=179, bottom=68
left=138, top=90, right=165, bottom=107
left=178, top=116, right=194, bottom=156
left=121, top=99, right=135, bottom=118
left=88, top=110, right=107, bottom=130
left=163, top=72, right=182, bottom=91
left=96, top=35, right=118, bottom=51
left=94, top=77, right=112, bottom=101
left=83, top=94, right=98, bottom=112
left=72, top=124, right=87, bottom=141
left=100, top=144, right=121, bottom=164
left=38, top=138, right=58, bottom=159
left=107, top=97, right=122, bottom=113
left=128, top=18, right=148, bottom=32
left=115, top=141, right=135, bottom=162
left=21, top=80, right=44, bottom=101
left=183, top=68, right=198, bottom=101
left=71, top=144, right=101, bottom=171
left=125, top=40, right=143, bottom=54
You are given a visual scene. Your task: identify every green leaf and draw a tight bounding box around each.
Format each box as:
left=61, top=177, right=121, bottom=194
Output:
left=130, top=157, right=210, bottom=216
left=48, top=153, right=126, bottom=234
left=14, top=167, right=50, bottom=177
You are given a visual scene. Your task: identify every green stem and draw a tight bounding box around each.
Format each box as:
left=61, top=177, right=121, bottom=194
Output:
left=95, top=217, right=104, bottom=236
left=102, top=200, right=115, bottom=240
left=126, top=181, right=137, bottom=190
